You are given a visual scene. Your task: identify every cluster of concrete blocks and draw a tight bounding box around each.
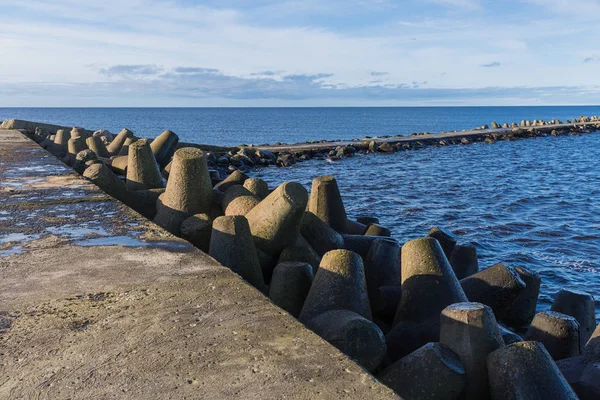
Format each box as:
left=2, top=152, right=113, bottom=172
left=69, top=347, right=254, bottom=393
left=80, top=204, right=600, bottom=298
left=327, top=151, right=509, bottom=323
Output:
left=29, top=125, right=600, bottom=399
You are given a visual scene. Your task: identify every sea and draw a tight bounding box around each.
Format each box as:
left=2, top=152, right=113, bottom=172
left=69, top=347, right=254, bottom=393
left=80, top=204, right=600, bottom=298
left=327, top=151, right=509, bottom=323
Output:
left=2, top=106, right=599, bottom=318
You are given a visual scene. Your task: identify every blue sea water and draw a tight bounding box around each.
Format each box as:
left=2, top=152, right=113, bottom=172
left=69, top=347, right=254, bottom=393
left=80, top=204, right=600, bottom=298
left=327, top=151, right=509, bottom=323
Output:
left=1, top=106, right=600, bottom=146
left=2, top=106, right=599, bottom=318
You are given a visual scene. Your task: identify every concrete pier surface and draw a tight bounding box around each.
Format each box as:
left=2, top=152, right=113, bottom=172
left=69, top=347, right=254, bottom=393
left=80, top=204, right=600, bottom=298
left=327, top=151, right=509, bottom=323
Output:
left=0, top=129, right=398, bottom=399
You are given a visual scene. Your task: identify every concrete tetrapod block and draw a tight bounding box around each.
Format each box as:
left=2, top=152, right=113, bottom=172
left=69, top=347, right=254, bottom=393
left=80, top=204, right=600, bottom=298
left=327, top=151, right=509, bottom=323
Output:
left=154, top=148, right=213, bottom=235
left=385, top=320, right=427, bottom=362
left=300, top=211, right=345, bottom=257
left=556, top=322, right=600, bottom=400
left=428, top=226, right=457, bottom=260
left=503, top=266, right=541, bottom=328
left=208, top=215, right=267, bottom=293
left=51, top=129, right=71, bottom=158
left=375, top=285, right=402, bottom=323
left=150, top=129, right=179, bottom=169
left=449, top=244, right=479, bottom=279
left=498, top=325, right=523, bottom=345
left=394, top=238, right=467, bottom=328
left=269, top=262, right=314, bottom=317
left=180, top=213, right=212, bottom=252
left=378, top=342, right=466, bottom=400
left=64, top=137, right=88, bottom=166
left=460, top=263, right=526, bottom=324
left=440, top=302, right=505, bottom=400
left=243, top=177, right=270, bottom=199
left=278, top=243, right=321, bottom=275
left=524, top=311, right=580, bottom=360
left=306, top=310, right=386, bottom=372
left=106, top=128, right=134, bottom=156
left=365, top=238, right=401, bottom=313
left=213, top=170, right=249, bottom=204
left=342, top=234, right=389, bottom=259
left=221, top=185, right=260, bottom=216
left=70, top=127, right=88, bottom=139
left=86, top=135, right=110, bottom=158
left=117, top=137, right=136, bottom=156
left=126, top=139, right=164, bottom=191
left=365, top=224, right=392, bottom=237
left=245, top=182, right=308, bottom=256
left=308, top=175, right=349, bottom=233
left=130, top=187, right=165, bottom=219
left=109, top=155, right=128, bottom=175
left=346, top=219, right=368, bottom=235
left=83, top=163, right=134, bottom=206
left=551, top=288, right=596, bottom=351
left=299, top=249, right=371, bottom=323
left=487, top=341, right=579, bottom=400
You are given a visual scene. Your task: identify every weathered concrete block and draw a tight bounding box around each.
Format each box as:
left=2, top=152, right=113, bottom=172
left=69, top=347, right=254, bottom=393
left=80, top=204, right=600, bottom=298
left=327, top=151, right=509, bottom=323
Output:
left=356, top=216, right=379, bottom=226
left=70, top=127, right=88, bottom=139
left=180, top=213, right=212, bottom=252
left=375, top=285, right=402, bottom=323
left=428, top=226, right=457, bottom=260
left=107, top=128, right=134, bottom=156
left=213, top=170, right=249, bottom=204
left=365, top=238, right=401, bottom=313
left=209, top=215, right=267, bottom=293
left=503, top=266, right=541, bottom=327
left=346, top=219, right=368, bottom=235
left=222, top=185, right=260, bottom=216
left=83, top=163, right=133, bottom=206
left=365, top=224, right=391, bottom=237
left=308, top=176, right=349, bottom=233
left=498, top=324, right=523, bottom=345
left=130, top=187, right=165, bottom=219
left=65, top=137, right=88, bottom=166
left=277, top=242, right=321, bottom=275
left=487, top=341, right=578, bottom=400
left=551, top=289, right=596, bottom=351
left=525, top=311, right=580, bottom=360
left=117, top=137, right=135, bottom=156
left=460, top=263, right=526, bottom=324
left=300, top=211, right=344, bottom=257
left=51, top=129, right=71, bottom=158
left=150, top=129, right=179, bottom=169
left=245, top=182, right=308, bottom=256
left=307, top=310, right=386, bottom=372
left=449, top=244, right=479, bottom=279
left=440, top=302, right=505, bottom=400
left=86, top=135, right=110, bottom=158
left=385, top=320, right=426, bottom=362
left=269, top=262, right=314, bottom=317
left=126, top=139, right=163, bottom=191
left=154, top=148, right=213, bottom=235
left=299, top=249, right=371, bottom=323
left=342, top=234, right=388, bottom=259
left=378, top=342, right=466, bottom=400
left=243, top=178, right=270, bottom=199
left=108, top=155, right=127, bottom=175
left=394, top=238, right=467, bottom=329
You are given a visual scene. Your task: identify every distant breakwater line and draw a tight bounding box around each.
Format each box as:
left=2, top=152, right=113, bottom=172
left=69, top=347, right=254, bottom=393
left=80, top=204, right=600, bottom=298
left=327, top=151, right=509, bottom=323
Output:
left=2, top=116, right=600, bottom=175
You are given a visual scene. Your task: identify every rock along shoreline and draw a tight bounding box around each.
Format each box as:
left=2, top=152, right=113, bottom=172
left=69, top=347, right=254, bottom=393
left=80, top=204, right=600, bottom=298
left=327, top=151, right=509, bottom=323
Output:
left=3, top=117, right=600, bottom=399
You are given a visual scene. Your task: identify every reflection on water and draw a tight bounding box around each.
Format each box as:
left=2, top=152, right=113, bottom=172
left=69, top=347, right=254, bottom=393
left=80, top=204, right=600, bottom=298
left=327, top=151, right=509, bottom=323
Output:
left=255, top=133, right=600, bottom=318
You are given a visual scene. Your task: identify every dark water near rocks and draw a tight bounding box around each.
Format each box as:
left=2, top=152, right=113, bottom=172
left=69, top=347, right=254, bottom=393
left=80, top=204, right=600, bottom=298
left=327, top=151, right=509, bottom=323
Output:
left=2, top=106, right=599, bottom=318
left=254, top=133, right=600, bottom=319
left=2, top=106, right=600, bottom=146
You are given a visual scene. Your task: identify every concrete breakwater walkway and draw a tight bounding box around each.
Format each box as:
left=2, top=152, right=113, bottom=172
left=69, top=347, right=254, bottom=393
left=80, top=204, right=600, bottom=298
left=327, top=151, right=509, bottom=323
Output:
left=0, top=128, right=397, bottom=399
left=2, top=118, right=600, bottom=399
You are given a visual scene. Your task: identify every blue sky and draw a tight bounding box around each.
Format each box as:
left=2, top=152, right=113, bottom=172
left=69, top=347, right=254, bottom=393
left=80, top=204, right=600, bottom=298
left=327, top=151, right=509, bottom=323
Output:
left=1, top=0, right=599, bottom=106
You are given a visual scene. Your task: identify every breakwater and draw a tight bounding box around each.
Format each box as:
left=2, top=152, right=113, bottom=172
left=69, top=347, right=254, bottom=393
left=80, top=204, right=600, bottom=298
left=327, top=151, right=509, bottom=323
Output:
left=3, top=118, right=600, bottom=399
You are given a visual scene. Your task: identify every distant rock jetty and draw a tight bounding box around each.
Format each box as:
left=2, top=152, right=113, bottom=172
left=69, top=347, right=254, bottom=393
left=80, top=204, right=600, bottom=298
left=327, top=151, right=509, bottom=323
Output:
left=4, top=117, right=600, bottom=399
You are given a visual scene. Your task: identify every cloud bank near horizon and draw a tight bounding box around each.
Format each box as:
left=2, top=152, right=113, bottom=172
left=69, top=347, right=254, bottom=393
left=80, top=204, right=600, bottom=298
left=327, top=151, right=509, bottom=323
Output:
left=1, top=0, right=599, bottom=106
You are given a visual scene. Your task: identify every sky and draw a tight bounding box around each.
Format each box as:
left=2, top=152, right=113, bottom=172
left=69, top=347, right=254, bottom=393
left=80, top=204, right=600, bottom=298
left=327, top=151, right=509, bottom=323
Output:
left=1, top=0, right=600, bottom=106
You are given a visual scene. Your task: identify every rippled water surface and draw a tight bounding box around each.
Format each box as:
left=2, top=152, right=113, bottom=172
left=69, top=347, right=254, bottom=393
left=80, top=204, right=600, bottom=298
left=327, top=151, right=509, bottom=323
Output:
left=254, top=133, right=600, bottom=318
